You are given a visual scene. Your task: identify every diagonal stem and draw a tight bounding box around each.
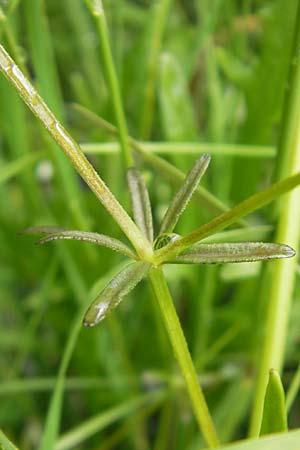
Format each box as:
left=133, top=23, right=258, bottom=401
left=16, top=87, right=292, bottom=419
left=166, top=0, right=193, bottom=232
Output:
left=148, top=266, right=220, bottom=448
left=0, top=44, right=152, bottom=260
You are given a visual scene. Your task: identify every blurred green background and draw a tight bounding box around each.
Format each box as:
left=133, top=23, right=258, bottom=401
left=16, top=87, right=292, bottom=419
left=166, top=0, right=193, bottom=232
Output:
left=1, top=0, right=300, bottom=449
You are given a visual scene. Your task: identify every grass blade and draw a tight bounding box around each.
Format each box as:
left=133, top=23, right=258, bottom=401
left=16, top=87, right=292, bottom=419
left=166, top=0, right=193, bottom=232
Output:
left=249, top=1, right=300, bottom=435
left=126, top=167, right=154, bottom=242
left=55, top=390, right=166, bottom=450
left=81, top=141, right=275, bottom=158
left=260, top=369, right=288, bottom=436
left=159, top=154, right=211, bottom=234
left=171, top=242, right=295, bottom=265
left=83, top=262, right=149, bottom=327
left=0, top=431, right=19, bottom=450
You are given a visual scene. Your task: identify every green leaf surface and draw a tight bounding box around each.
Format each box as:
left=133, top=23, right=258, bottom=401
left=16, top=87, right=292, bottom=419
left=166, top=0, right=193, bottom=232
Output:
left=260, top=369, right=288, bottom=436
left=171, top=242, right=295, bottom=265
left=83, top=261, right=149, bottom=327
left=23, top=227, right=136, bottom=259
left=126, top=167, right=154, bottom=242
left=159, top=154, right=211, bottom=234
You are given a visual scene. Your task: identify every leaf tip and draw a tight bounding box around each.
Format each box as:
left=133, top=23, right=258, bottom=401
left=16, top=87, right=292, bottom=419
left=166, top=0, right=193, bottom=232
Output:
left=82, top=319, right=95, bottom=328
left=280, top=244, right=296, bottom=258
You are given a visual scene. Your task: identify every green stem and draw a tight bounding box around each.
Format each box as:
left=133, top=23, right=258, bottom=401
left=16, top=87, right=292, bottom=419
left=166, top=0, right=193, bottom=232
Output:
left=249, top=0, right=300, bottom=436
left=148, top=266, right=220, bottom=448
left=87, top=0, right=133, bottom=168
left=0, top=44, right=152, bottom=260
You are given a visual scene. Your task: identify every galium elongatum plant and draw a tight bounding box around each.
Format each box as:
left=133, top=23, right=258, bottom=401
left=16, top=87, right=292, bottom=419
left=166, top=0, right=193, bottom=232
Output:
left=0, top=43, right=299, bottom=448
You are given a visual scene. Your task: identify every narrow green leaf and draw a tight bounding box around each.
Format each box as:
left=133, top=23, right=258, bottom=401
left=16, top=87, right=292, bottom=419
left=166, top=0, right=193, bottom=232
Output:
left=22, top=227, right=136, bottom=259
left=83, top=262, right=149, bottom=327
left=171, top=242, right=295, bottom=265
left=159, top=154, right=211, bottom=234
left=260, top=369, right=288, bottom=436
left=155, top=170, right=300, bottom=264
left=0, top=431, right=20, bottom=450
left=126, top=167, right=154, bottom=242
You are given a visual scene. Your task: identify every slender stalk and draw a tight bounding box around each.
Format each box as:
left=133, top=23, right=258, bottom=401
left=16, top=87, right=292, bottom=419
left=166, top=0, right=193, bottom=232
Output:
left=86, top=0, right=133, bottom=167
left=140, top=0, right=173, bottom=139
left=0, top=44, right=152, bottom=260
left=82, top=141, right=275, bottom=158
left=148, top=266, right=220, bottom=448
left=249, top=0, right=300, bottom=436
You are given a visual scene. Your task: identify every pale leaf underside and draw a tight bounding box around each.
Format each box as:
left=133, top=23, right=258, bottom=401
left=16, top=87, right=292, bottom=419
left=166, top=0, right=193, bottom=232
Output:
left=126, top=167, right=154, bottom=242
left=83, top=261, right=149, bottom=327
left=171, top=242, right=295, bottom=264
left=159, top=153, right=211, bottom=234
left=22, top=226, right=136, bottom=259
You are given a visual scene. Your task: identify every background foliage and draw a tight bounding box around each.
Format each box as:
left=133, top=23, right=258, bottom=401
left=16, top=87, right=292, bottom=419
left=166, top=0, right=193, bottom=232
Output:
left=1, top=0, right=300, bottom=449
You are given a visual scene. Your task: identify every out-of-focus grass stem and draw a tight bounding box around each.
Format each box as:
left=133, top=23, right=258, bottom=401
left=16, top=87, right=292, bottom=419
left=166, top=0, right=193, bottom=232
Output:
left=86, top=0, right=133, bottom=168
left=249, top=0, right=300, bottom=436
left=140, top=0, right=173, bottom=139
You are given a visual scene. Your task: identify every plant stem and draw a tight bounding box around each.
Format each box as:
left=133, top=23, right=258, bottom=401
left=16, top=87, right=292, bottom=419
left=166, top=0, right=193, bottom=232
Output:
left=148, top=266, right=220, bottom=448
left=0, top=44, right=152, bottom=260
left=249, top=0, right=300, bottom=436
left=87, top=0, right=133, bottom=168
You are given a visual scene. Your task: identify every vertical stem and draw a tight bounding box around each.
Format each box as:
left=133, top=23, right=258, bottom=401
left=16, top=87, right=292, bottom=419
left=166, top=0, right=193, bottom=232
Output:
left=148, top=266, right=220, bottom=449
left=249, top=0, right=300, bottom=436
left=87, top=0, right=133, bottom=168
left=140, top=0, right=173, bottom=139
